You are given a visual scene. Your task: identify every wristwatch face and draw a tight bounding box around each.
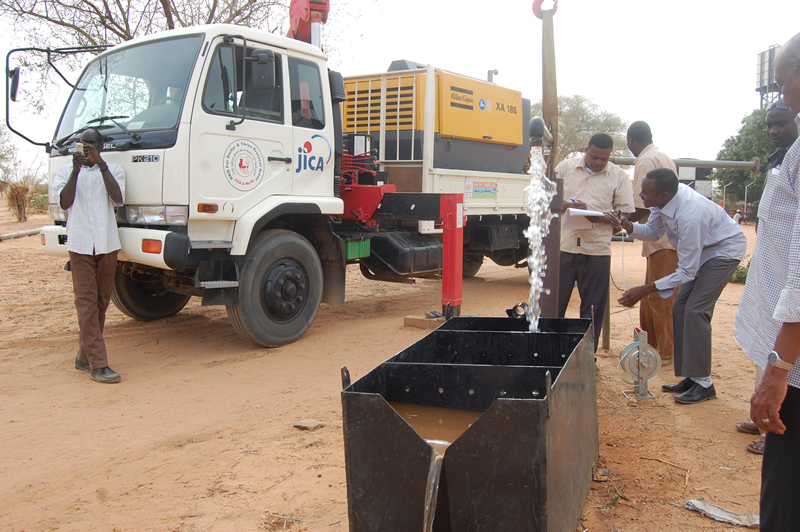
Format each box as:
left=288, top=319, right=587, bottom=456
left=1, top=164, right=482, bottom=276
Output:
left=769, top=350, right=793, bottom=370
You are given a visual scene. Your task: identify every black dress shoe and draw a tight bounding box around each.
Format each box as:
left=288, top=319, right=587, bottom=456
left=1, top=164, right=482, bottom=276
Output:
left=674, top=383, right=716, bottom=404
left=90, top=367, right=121, bottom=384
left=75, top=357, right=90, bottom=372
left=661, top=377, right=694, bottom=393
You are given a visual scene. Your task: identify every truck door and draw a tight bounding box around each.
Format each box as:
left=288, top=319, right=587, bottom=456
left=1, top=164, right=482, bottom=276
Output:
left=189, top=38, right=293, bottom=222
left=288, top=56, right=335, bottom=198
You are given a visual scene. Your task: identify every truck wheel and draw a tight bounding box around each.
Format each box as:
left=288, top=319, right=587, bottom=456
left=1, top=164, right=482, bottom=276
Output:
left=226, top=230, right=323, bottom=347
left=463, top=255, right=483, bottom=278
left=111, top=265, right=191, bottom=321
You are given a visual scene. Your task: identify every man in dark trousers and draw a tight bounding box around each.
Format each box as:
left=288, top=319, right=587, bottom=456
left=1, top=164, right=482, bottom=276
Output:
left=626, top=121, right=679, bottom=363
left=735, top=33, right=800, bottom=530
left=617, top=169, right=746, bottom=404
left=555, top=133, right=635, bottom=350
left=52, top=128, right=125, bottom=384
left=735, top=98, right=798, bottom=454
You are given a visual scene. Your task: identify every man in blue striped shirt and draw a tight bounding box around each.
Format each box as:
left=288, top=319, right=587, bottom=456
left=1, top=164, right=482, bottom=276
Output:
left=617, top=169, right=747, bottom=404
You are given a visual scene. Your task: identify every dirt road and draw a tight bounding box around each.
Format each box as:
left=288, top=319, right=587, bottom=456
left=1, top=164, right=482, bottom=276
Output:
left=1, top=209, right=760, bottom=531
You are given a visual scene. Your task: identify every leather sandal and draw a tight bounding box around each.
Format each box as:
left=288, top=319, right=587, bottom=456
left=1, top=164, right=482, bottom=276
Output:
left=736, top=421, right=760, bottom=435
left=746, top=437, right=765, bottom=455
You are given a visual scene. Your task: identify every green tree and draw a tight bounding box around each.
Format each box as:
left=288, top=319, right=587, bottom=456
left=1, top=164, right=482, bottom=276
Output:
left=710, top=108, right=771, bottom=206
left=531, top=94, right=629, bottom=167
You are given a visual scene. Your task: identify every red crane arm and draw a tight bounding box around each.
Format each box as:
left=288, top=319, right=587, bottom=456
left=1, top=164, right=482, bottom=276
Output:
left=287, top=0, right=330, bottom=44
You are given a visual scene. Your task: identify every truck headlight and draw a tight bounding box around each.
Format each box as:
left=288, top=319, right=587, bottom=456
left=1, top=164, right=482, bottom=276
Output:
left=49, top=204, right=67, bottom=222
left=126, top=205, right=188, bottom=226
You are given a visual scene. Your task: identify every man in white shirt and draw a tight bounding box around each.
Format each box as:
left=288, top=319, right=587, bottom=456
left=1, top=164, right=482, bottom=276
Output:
left=734, top=34, right=800, bottom=529
left=52, top=128, right=125, bottom=384
left=734, top=99, right=799, bottom=454
left=555, top=133, right=635, bottom=351
left=617, top=168, right=746, bottom=404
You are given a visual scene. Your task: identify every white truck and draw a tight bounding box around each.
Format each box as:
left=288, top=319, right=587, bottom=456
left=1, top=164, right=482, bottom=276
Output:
left=8, top=24, right=535, bottom=347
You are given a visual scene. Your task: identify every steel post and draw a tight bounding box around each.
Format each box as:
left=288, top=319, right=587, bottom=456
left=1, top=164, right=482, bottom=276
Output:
left=723, top=182, right=732, bottom=211
left=440, top=194, right=464, bottom=318
left=744, top=181, right=754, bottom=219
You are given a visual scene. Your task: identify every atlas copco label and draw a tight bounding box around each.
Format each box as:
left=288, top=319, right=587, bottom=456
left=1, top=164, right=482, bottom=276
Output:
left=296, top=134, right=333, bottom=173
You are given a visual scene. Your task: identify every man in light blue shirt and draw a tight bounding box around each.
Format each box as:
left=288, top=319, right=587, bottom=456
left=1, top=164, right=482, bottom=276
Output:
left=617, top=168, right=747, bottom=404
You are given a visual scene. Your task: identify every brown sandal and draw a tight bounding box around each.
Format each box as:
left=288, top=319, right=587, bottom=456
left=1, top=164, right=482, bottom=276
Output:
left=736, top=421, right=760, bottom=435
left=746, top=437, right=765, bottom=455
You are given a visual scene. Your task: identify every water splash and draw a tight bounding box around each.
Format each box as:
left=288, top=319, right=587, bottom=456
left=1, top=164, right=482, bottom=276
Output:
left=523, top=150, right=557, bottom=332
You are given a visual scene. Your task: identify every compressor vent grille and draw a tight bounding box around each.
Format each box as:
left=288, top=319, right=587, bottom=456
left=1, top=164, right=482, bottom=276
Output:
left=343, top=72, right=422, bottom=133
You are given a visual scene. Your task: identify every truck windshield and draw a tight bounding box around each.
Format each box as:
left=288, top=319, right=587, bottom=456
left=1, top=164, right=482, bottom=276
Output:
left=54, top=34, right=203, bottom=143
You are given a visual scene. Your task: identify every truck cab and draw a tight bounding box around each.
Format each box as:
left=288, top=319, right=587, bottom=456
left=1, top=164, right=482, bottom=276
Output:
left=40, top=25, right=347, bottom=346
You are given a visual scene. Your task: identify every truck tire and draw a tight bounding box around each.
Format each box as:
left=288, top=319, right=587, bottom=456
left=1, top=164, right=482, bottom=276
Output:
left=226, top=229, right=323, bottom=347
left=463, top=255, right=483, bottom=278
left=111, top=265, right=191, bottom=321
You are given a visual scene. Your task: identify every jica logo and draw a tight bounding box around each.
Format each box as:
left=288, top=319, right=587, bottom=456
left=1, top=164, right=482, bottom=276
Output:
left=296, top=135, right=332, bottom=174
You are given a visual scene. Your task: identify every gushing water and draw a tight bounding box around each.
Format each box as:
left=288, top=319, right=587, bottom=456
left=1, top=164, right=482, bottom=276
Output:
left=523, top=150, right=557, bottom=331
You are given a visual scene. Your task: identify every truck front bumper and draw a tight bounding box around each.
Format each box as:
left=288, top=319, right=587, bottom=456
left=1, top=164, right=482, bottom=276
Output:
left=40, top=226, right=190, bottom=272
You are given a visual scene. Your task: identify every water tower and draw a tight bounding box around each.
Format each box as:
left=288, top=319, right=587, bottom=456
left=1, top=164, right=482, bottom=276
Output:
left=756, top=45, right=782, bottom=109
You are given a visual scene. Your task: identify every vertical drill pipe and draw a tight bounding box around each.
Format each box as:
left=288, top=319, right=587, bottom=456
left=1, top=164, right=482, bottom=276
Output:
left=541, top=9, right=558, bottom=178
left=440, top=194, right=464, bottom=317
left=540, top=178, right=563, bottom=318
left=539, top=7, right=561, bottom=318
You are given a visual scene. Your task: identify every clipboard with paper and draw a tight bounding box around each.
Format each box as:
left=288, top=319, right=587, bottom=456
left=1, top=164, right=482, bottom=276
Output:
left=563, top=207, right=605, bottom=230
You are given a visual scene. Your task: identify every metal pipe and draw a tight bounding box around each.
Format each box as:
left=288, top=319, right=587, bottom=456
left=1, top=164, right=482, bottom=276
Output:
left=540, top=178, right=562, bottom=318
left=609, top=157, right=760, bottom=173
left=310, top=22, right=322, bottom=49
left=0, top=228, right=40, bottom=241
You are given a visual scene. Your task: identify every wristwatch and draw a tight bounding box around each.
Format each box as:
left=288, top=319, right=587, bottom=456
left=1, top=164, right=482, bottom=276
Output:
left=768, top=350, right=794, bottom=371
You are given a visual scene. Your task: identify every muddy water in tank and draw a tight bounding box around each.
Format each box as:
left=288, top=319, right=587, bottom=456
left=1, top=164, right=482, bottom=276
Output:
left=389, top=402, right=483, bottom=454
left=389, top=402, right=484, bottom=531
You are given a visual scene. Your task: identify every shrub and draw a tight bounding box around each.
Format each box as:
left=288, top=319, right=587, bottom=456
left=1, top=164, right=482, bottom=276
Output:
left=730, top=256, right=750, bottom=284
left=29, top=194, right=50, bottom=214
left=6, top=181, right=31, bottom=222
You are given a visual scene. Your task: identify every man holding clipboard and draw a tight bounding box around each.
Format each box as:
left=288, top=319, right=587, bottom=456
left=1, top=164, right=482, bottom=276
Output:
left=556, top=133, right=635, bottom=351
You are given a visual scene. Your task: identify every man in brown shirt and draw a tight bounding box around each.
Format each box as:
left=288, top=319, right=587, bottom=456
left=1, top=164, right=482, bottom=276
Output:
left=556, top=133, right=636, bottom=350
left=626, top=121, right=679, bottom=362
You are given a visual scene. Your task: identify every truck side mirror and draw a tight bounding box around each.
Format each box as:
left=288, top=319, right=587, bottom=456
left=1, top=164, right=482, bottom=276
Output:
left=251, top=50, right=275, bottom=91
left=328, top=70, right=346, bottom=104
left=8, top=67, right=20, bottom=102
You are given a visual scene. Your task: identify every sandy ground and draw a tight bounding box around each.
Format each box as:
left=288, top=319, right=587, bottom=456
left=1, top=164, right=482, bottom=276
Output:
left=0, top=207, right=761, bottom=531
